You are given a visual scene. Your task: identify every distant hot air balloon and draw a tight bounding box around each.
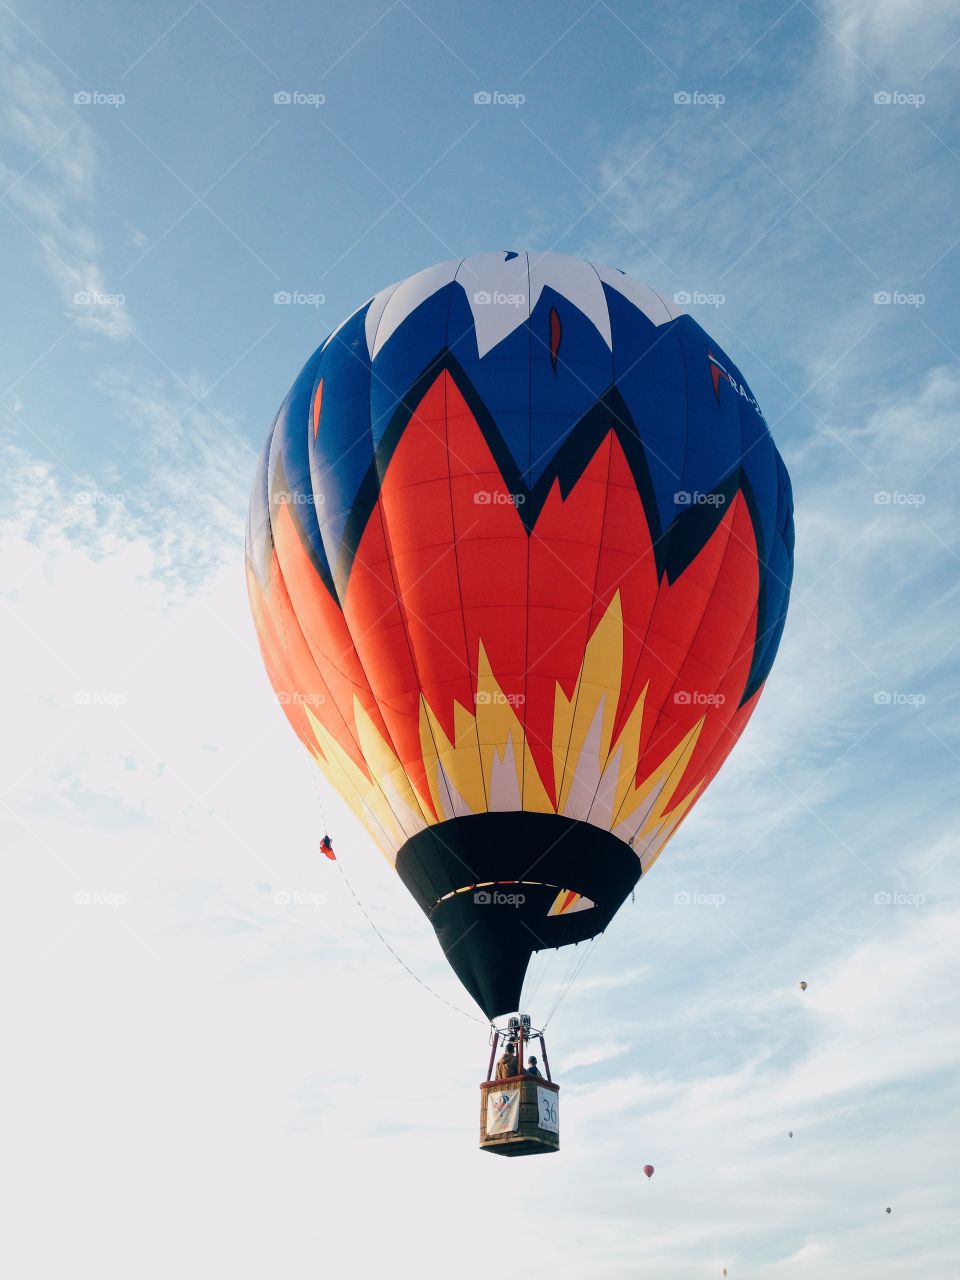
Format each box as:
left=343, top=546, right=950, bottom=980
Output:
left=886, top=1207, right=892, bottom=1214
left=722, top=1270, right=728, bottom=1278
left=788, top=1130, right=794, bottom=1138
left=319, top=834, right=336, bottom=860
left=246, top=252, right=795, bottom=1020
left=799, top=981, right=808, bottom=991
left=643, top=1164, right=655, bottom=1178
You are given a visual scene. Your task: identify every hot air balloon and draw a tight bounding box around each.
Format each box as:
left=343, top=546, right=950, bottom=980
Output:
left=799, top=980, right=808, bottom=991
left=788, top=1130, right=794, bottom=1138
left=246, top=251, right=795, bottom=1022
left=722, top=1270, right=728, bottom=1278
left=643, top=1164, right=655, bottom=1178
left=886, top=1207, right=892, bottom=1214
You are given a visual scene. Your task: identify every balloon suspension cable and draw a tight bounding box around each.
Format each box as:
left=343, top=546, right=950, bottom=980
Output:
left=542, top=936, right=600, bottom=1029
left=333, top=855, right=487, bottom=1027
left=296, top=717, right=484, bottom=1025
left=519, top=944, right=560, bottom=1014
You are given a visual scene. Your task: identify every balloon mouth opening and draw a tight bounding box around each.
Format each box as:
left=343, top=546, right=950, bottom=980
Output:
left=396, top=812, right=640, bottom=1020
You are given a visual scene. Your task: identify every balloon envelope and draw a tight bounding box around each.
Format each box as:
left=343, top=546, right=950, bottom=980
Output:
left=246, top=252, right=795, bottom=1018
left=643, top=1164, right=655, bottom=1178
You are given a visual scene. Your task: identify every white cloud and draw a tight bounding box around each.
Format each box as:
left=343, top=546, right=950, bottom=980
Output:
left=0, top=37, right=132, bottom=338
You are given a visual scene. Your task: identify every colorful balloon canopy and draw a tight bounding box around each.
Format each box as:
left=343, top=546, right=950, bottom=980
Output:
left=800, top=980, right=808, bottom=991
left=246, top=251, right=795, bottom=1019
left=643, top=1164, right=655, bottom=1178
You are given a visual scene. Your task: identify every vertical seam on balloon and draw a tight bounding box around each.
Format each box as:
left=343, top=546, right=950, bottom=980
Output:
left=445, top=259, right=489, bottom=812
left=292, top=326, right=432, bottom=837
left=553, top=259, right=616, bottom=816
left=583, top=318, right=687, bottom=829
left=614, top=515, right=738, bottom=840
left=610, top=345, right=758, bottom=837
left=607, top=323, right=735, bottom=835
left=260, top=525, right=401, bottom=855
left=282, top=326, right=435, bottom=835
left=366, top=273, right=459, bottom=825
left=520, top=249, right=533, bottom=812
left=555, top=433, right=616, bottom=816
left=264, top=417, right=412, bottom=848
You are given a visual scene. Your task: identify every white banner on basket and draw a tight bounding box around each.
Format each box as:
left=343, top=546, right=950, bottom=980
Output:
left=487, top=1088, right=520, bottom=1135
left=537, top=1086, right=559, bottom=1133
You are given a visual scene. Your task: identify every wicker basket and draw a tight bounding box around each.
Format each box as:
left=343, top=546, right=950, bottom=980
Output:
left=479, top=1076, right=560, bottom=1157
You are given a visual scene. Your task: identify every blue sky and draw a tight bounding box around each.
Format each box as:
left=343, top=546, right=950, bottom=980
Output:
left=1, top=1, right=959, bottom=1276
